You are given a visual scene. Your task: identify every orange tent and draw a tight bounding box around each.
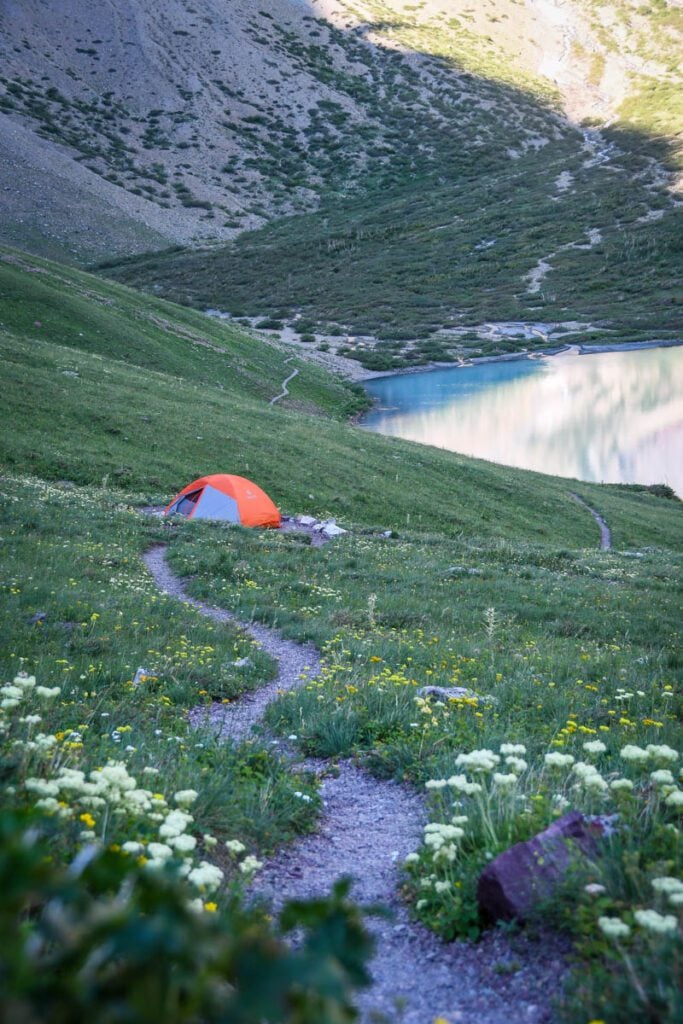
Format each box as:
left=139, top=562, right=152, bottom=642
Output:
left=164, top=474, right=281, bottom=528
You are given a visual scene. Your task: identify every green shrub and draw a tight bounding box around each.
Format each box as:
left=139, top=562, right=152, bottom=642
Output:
left=0, top=809, right=373, bottom=1024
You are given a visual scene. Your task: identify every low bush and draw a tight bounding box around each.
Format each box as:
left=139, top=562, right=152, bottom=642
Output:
left=0, top=808, right=373, bottom=1023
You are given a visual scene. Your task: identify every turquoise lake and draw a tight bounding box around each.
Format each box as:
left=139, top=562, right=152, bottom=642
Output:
left=362, top=345, right=683, bottom=496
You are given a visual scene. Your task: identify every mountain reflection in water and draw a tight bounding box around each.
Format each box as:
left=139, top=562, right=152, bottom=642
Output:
left=363, top=346, right=683, bottom=495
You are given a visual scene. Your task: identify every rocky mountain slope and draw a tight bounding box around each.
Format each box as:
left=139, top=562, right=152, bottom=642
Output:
left=1, top=1, right=680, bottom=264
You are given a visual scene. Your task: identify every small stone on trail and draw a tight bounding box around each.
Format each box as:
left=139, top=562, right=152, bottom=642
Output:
left=232, top=657, right=253, bottom=668
left=296, top=515, right=318, bottom=527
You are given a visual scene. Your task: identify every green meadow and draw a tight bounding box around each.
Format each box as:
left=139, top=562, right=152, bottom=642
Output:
left=1, top=246, right=681, bottom=1021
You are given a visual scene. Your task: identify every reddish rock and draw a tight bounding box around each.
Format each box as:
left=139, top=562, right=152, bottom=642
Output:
left=477, top=812, right=601, bottom=923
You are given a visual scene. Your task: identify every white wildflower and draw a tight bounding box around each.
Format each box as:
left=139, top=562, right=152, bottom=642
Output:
left=225, top=839, right=246, bottom=855
left=122, top=841, right=143, bottom=854
left=455, top=749, right=500, bottom=773
left=505, top=756, right=528, bottom=773
left=545, top=752, right=575, bottom=768
left=493, top=772, right=518, bottom=788
left=173, top=789, right=198, bottom=807
left=598, top=916, right=630, bottom=939
left=34, top=797, right=60, bottom=813
left=665, top=790, right=683, bottom=808
left=620, top=744, right=649, bottom=763
left=610, top=778, right=634, bottom=792
left=188, top=861, right=224, bottom=892
left=651, top=877, right=683, bottom=895
left=147, top=842, right=174, bottom=861
left=447, top=775, right=482, bottom=795
left=583, top=740, right=607, bottom=756
left=14, top=674, right=36, bottom=689
left=646, top=744, right=679, bottom=764
left=159, top=809, right=193, bottom=839
left=0, top=685, right=23, bottom=700
left=239, top=855, right=262, bottom=877
left=651, top=769, right=674, bottom=786
left=169, top=833, right=197, bottom=854
left=500, top=743, right=527, bottom=756
left=25, top=778, right=60, bottom=797
left=633, top=909, right=678, bottom=934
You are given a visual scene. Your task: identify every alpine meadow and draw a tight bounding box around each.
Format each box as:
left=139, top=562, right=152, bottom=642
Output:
left=0, top=2, right=681, bottom=1023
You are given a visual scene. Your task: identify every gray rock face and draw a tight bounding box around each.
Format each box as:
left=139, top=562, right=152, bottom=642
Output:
left=477, top=812, right=600, bottom=923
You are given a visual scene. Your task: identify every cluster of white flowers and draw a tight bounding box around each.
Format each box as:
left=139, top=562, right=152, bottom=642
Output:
left=572, top=761, right=608, bottom=793
left=500, top=744, right=526, bottom=756
left=609, top=778, right=634, bottom=792
left=583, top=740, right=607, bottom=756
left=598, top=916, right=630, bottom=939
left=620, top=744, right=650, bottom=763
left=492, top=772, right=518, bottom=788
left=423, top=821, right=465, bottom=863
left=617, top=743, right=678, bottom=767
left=1, top=674, right=61, bottom=711
left=646, top=744, right=679, bottom=764
left=2, top=670, right=274, bottom=906
left=447, top=775, right=483, bottom=795
left=239, top=854, right=263, bottom=878
left=651, top=876, right=683, bottom=907
left=455, top=748, right=500, bottom=773
left=544, top=752, right=575, bottom=769
left=633, top=909, right=678, bottom=935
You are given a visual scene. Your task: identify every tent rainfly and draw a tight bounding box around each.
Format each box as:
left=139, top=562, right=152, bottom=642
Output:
left=164, top=474, right=281, bottom=528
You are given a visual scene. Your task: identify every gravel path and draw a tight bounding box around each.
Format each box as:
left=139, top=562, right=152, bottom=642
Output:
left=570, top=492, right=612, bottom=550
left=269, top=356, right=300, bottom=406
left=143, top=544, right=319, bottom=741
left=143, top=544, right=566, bottom=1023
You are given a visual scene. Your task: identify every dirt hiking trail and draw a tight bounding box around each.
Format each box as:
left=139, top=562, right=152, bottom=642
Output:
left=144, top=543, right=567, bottom=1024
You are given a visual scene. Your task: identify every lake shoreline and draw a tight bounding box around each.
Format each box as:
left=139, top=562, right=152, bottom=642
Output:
left=353, top=337, right=683, bottom=384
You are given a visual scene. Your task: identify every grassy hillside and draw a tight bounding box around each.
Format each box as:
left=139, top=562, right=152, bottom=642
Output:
left=106, top=142, right=681, bottom=369
left=2, top=242, right=681, bottom=1023
left=1, top=245, right=680, bottom=549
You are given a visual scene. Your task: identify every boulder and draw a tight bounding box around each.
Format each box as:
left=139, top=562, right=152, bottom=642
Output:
left=321, top=522, right=347, bottom=539
left=417, top=685, right=495, bottom=705
left=132, top=666, right=151, bottom=686
left=477, top=811, right=602, bottom=923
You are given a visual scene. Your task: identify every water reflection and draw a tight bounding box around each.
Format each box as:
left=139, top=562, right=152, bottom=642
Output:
left=363, top=347, right=683, bottom=495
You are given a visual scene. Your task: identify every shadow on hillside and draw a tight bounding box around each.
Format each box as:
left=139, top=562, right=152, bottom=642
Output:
left=95, top=2, right=681, bottom=345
